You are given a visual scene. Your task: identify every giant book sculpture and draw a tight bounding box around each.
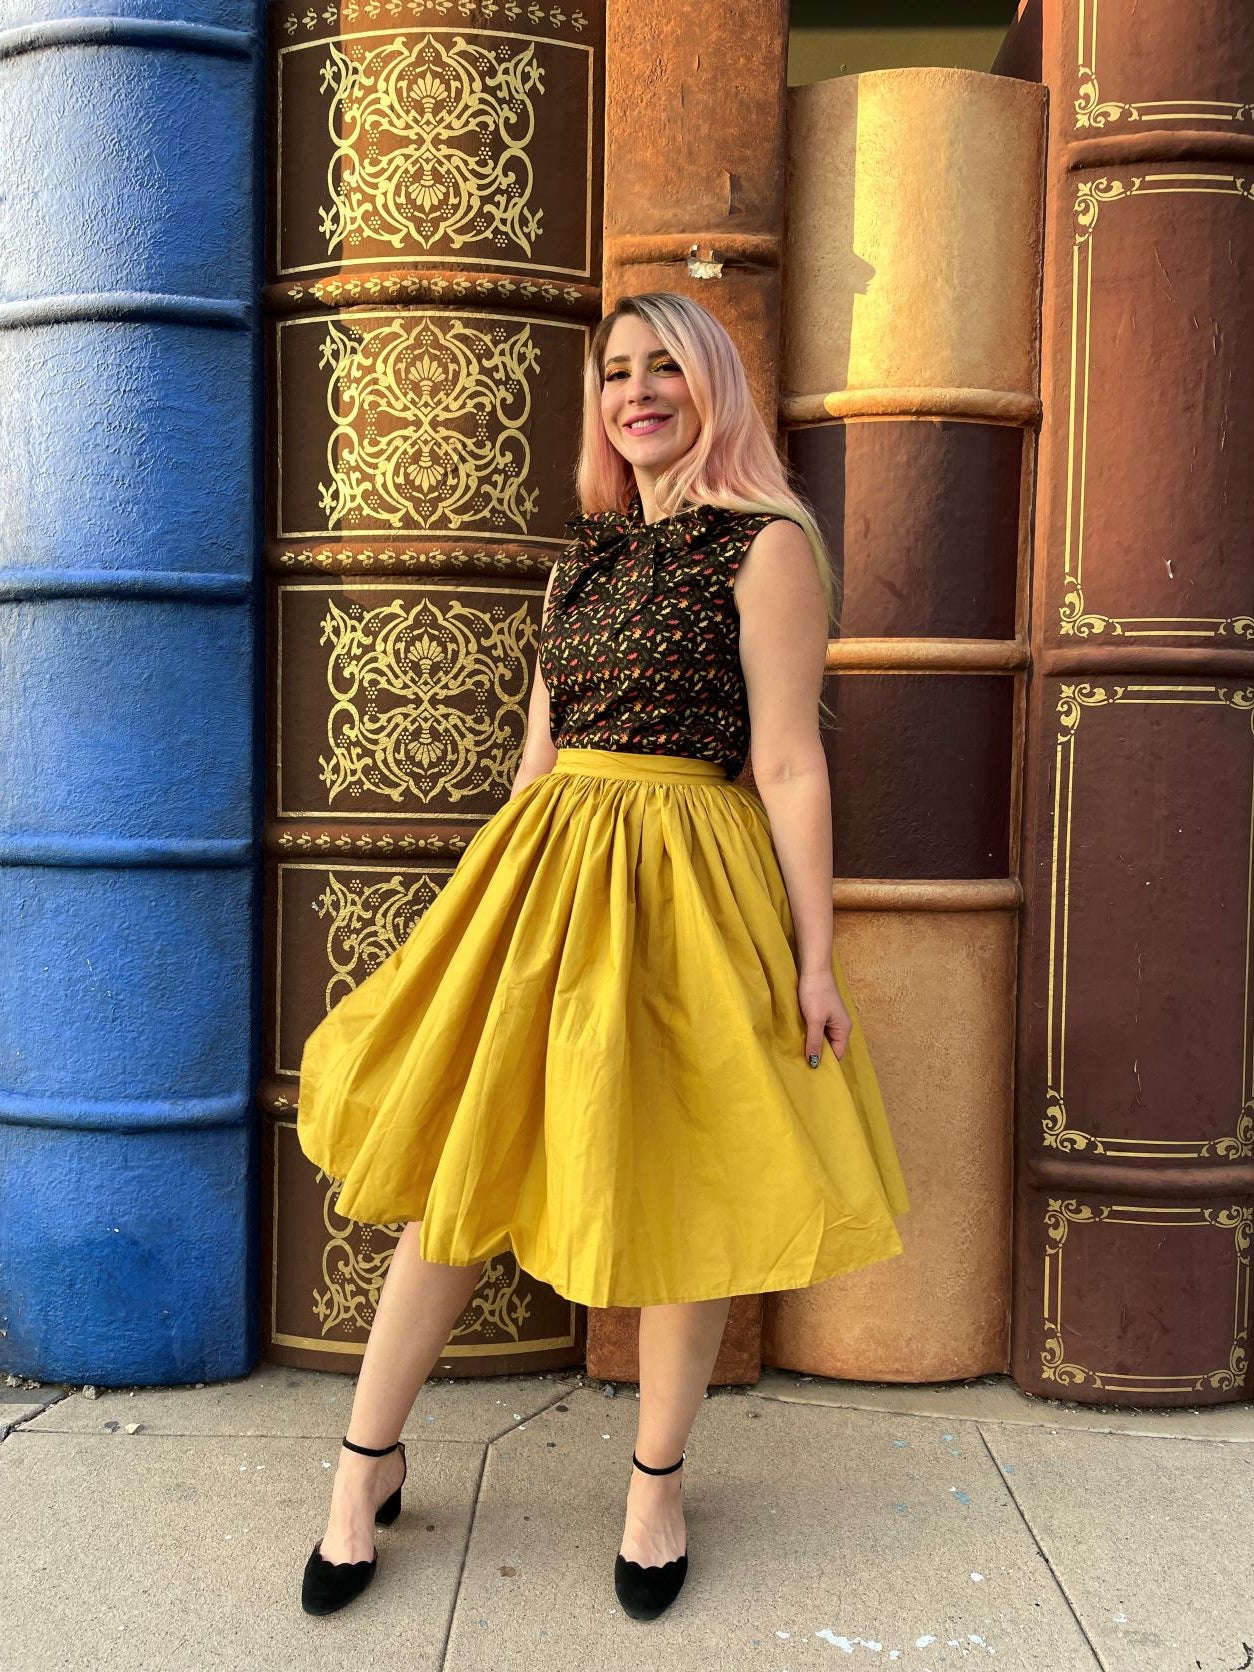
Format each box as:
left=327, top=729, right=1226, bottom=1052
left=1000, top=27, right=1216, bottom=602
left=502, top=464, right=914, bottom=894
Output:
left=767, top=66, right=1046, bottom=1383
left=261, top=0, right=604, bottom=1374
left=0, top=0, right=262, bottom=1382
left=583, top=0, right=792, bottom=1389
left=997, top=0, right=1254, bottom=1406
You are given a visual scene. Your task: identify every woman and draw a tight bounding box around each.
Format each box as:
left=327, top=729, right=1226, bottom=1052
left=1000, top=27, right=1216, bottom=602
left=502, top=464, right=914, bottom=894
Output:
left=296, top=292, right=909, bottom=1622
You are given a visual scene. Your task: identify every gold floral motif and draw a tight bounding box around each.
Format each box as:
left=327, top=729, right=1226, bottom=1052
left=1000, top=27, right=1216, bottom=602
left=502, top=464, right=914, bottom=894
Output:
left=319, top=591, right=534, bottom=804
left=314, top=868, right=445, bottom=1009
left=1042, top=1200, right=1252, bottom=1391
left=317, top=314, right=540, bottom=534
left=1043, top=684, right=1254, bottom=1160
left=1072, top=176, right=1130, bottom=247
left=319, top=32, right=544, bottom=260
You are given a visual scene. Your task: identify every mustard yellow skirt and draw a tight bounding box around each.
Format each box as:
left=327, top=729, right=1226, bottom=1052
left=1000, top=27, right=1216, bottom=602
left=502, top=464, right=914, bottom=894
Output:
left=296, top=746, right=909, bottom=1308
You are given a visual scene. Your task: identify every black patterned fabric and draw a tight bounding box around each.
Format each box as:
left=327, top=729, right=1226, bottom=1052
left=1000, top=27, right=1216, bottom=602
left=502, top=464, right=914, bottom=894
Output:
left=537, top=492, right=787, bottom=779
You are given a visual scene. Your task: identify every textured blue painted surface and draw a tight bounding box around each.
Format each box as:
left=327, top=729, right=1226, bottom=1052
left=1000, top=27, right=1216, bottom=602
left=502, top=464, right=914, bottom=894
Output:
left=0, top=7, right=263, bottom=1382
left=0, top=1124, right=258, bottom=1382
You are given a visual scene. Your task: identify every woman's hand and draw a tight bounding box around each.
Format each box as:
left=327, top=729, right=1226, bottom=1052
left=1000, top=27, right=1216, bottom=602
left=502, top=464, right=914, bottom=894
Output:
left=798, top=969, right=853, bottom=1064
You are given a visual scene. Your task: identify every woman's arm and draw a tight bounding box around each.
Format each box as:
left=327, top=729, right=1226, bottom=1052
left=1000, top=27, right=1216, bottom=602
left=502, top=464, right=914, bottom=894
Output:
left=736, top=519, right=851, bottom=1063
left=509, top=563, right=561, bottom=799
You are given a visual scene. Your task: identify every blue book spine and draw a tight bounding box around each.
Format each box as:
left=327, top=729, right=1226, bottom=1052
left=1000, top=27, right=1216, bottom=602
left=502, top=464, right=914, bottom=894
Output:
left=0, top=0, right=262, bottom=1382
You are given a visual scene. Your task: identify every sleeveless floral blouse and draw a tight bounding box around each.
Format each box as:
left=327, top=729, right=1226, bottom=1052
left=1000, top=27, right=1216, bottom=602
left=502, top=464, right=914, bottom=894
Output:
left=537, top=493, right=782, bottom=779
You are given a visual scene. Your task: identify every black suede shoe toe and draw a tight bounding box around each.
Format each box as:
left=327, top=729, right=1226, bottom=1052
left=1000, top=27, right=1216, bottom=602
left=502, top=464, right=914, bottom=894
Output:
left=613, top=1551, right=688, bottom=1620
left=300, top=1540, right=378, bottom=1616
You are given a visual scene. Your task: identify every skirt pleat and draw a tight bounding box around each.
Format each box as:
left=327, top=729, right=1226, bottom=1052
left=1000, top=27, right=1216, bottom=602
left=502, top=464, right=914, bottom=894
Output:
left=296, top=745, right=909, bottom=1308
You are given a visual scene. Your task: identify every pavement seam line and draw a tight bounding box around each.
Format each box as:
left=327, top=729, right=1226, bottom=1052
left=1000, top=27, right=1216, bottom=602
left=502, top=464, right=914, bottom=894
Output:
left=434, top=1379, right=592, bottom=1663
left=975, top=1424, right=1111, bottom=1671
left=0, top=1388, right=73, bottom=1440
left=478, top=1376, right=590, bottom=1446
left=439, top=1441, right=491, bottom=1671
left=750, top=1388, right=1254, bottom=1443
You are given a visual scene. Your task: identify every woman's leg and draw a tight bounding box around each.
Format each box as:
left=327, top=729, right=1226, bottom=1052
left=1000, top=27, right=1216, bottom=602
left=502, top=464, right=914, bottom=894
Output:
left=619, top=1297, right=732, bottom=1566
left=318, top=1220, right=486, bottom=1563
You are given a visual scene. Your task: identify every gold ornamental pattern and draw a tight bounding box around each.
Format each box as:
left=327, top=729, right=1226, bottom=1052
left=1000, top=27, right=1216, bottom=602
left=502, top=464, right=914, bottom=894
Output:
left=1042, top=682, right=1254, bottom=1161
left=319, top=591, right=535, bottom=805
left=1042, top=1199, right=1251, bottom=1393
left=318, top=314, right=540, bottom=533
left=315, top=868, right=445, bottom=1011
left=312, top=1188, right=403, bottom=1339
left=1073, top=0, right=1254, bottom=131
left=319, top=32, right=545, bottom=259
left=1061, top=173, right=1254, bottom=641
left=311, top=1178, right=532, bottom=1345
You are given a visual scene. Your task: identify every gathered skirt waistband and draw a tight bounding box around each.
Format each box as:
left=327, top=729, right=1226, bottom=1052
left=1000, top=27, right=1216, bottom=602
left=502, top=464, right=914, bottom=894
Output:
left=552, top=746, right=728, bottom=785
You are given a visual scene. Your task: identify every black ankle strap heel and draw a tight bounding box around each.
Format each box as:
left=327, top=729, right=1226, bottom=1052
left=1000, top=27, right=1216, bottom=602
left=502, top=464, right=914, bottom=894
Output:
left=614, top=1449, right=689, bottom=1620
left=341, top=1436, right=408, bottom=1526
left=299, top=1436, right=408, bottom=1615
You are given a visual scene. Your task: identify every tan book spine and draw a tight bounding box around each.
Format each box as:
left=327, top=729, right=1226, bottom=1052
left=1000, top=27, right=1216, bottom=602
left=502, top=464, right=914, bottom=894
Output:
left=766, top=66, right=1046, bottom=1382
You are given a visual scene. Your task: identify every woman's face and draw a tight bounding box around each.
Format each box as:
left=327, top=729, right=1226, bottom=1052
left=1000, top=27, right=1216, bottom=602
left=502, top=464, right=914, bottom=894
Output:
left=599, top=313, right=701, bottom=475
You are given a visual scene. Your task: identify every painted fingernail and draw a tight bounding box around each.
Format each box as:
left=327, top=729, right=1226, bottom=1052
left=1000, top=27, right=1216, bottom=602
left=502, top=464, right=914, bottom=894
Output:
left=807, top=1053, right=820, bottom=1069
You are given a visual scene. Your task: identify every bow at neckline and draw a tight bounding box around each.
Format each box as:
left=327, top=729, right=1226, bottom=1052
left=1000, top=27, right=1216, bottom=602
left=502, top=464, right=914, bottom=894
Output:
left=553, top=493, right=730, bottom=616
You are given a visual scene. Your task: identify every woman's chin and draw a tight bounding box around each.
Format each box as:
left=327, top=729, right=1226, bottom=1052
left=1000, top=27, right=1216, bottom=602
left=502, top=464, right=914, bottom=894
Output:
left=611, top=438, right=695, bottom=472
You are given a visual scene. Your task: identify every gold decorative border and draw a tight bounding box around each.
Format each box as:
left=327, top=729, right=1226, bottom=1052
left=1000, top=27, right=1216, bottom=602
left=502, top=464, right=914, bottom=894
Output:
left=276, top=23, right=595, bottom=280
left=1042, top=1199, right=1251, bottom=1392
left=277, top=0, right=594, bottom=42
left=1060, top=172, right=1254, bottom=641
left=275, top=546, right=554, bottom=577
left=269, top=1119, right=578, bottom=1357
left=275, top=831, right=469, bottom=853
left=275, top=580, right=534, bottom=821
left=1043, top=682, right=1254, bottom=1159
left=1074, top=0, right=1254, bottom=131
left=283, top=274, right=588, bottom=310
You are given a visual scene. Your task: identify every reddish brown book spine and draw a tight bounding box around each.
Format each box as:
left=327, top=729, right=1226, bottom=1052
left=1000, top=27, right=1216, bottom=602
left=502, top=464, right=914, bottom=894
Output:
left=998, top=0, right=1254, bottom=1403
left=584, top=0, right=791, bottom=1387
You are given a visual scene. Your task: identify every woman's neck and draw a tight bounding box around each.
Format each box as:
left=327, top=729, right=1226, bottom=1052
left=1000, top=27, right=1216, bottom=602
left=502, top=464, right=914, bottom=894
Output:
left=631, top=469, right=663, bottom=525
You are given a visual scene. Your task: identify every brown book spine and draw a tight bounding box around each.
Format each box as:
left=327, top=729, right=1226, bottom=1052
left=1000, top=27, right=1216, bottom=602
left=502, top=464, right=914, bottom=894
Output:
left=259, top=0, right=604, bottom=1373
left=1003, top=0, right=1254, bottom=1403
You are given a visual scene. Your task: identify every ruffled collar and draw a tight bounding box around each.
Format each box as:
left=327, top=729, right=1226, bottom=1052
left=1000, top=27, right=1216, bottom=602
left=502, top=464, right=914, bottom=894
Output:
left=563, top=490, right=728, bottom=545
left=554, top=493, right=734, bottom=615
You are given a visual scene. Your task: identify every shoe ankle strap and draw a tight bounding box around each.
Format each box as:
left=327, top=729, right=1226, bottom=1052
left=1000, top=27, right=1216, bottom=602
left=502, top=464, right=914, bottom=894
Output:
left=632, top=1449, right=686, bottom=1475
left=342, top=1435, right=400, bottom=1457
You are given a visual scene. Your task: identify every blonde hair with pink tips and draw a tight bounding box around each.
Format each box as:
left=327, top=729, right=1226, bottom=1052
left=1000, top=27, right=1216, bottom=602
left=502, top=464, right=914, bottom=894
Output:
left=576, top=291, right=838, bottom=620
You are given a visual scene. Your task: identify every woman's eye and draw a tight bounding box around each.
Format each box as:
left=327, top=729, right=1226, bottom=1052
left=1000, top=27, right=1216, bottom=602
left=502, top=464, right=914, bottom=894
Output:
left=603, top=360, right=682, bottom=381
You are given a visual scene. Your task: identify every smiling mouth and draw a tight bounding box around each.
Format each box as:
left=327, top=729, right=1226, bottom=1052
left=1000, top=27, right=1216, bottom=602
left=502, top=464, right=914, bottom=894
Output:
left=623, top=415, right=672, bottom=435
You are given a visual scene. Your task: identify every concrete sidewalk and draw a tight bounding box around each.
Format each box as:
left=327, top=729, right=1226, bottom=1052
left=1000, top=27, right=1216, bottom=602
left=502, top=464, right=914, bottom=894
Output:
left=2, top=1363, right=1251, bottom=1672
